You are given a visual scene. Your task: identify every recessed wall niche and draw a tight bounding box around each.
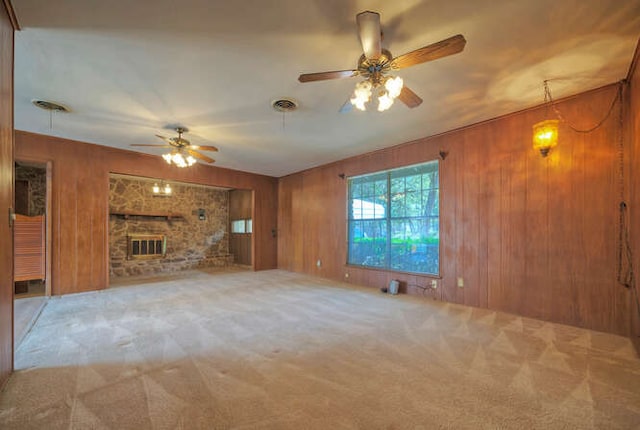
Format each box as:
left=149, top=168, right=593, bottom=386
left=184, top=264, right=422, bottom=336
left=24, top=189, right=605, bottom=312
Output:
left=109, top=174, right=232, bottom=278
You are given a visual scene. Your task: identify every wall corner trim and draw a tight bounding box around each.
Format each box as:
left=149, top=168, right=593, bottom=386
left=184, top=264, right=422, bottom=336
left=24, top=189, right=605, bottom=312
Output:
left=2, top=1, right=19, bottom=30
left=626, top=37, right=640, bottom=82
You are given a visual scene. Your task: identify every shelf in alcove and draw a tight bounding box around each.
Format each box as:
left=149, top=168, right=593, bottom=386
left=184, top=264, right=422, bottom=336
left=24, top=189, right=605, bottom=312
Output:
left=109, top=211, right=185, bottom=221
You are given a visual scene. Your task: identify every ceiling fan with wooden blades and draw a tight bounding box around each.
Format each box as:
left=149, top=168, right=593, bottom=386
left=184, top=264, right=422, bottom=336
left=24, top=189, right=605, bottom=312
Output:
left=298, top=11, right=466, bottom=112
left=131, top=127, right=218, bottom=167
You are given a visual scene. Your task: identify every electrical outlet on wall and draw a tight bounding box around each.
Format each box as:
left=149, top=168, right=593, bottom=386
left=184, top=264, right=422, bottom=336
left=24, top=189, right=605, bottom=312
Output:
left=457, top=277, right=464, bottom=288
left=316, top=259, right=322, bottom=268
left=431, top=280, right=438, bottom=289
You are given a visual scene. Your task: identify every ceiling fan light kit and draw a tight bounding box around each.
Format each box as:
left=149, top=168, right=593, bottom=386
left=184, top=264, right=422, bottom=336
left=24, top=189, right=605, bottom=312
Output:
left=162, top=151, right=197, bottom=168
left=298, top=10, right=466, bottom=113
left=351, top=75, right=404, bottom=112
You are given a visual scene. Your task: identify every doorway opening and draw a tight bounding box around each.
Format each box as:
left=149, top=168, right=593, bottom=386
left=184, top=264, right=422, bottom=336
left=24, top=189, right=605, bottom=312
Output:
left=14, top=160, right=51, bottom=349
left=229, top=189, right=253, bottom=268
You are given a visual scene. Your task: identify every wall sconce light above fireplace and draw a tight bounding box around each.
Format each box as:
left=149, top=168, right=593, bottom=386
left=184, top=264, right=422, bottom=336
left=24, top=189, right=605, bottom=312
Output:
left=152, top=181, right=172, bottom=196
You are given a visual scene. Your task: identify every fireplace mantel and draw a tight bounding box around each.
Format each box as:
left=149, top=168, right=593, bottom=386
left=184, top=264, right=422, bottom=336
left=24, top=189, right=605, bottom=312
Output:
left=109, top=211, right=185, bottom=221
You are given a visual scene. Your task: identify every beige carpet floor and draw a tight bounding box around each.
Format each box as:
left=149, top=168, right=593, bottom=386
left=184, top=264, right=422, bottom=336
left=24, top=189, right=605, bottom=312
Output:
left=0, top=269, right=639, bottom=429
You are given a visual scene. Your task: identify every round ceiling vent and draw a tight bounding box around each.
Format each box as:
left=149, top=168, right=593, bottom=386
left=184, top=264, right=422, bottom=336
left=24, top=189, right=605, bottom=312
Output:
left=31, top=100, right=70, bottom=113
left=271, top=98, right=298, bottom=112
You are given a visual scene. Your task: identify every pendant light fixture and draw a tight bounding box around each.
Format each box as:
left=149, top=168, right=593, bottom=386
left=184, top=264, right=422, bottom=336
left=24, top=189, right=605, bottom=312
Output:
left=532, top=81, right=559, bottom=157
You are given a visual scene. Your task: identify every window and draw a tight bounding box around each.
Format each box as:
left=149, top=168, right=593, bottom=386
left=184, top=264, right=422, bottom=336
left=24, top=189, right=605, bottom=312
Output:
left=231, top=220, right=246, bottom=233
left=231, top=219, right=252, bottom=234
left=347, top=161, right=439, bottom=275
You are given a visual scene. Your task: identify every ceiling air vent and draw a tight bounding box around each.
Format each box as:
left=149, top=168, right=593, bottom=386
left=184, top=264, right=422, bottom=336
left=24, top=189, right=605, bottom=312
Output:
left=31, top=100, right=70, bottom=113
left=271, top=98, right=298, bottom=112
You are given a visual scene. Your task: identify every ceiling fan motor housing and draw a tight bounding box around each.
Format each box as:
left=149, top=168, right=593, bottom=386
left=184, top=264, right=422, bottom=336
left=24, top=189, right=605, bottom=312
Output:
left=358, top=49, right=393, bottom=86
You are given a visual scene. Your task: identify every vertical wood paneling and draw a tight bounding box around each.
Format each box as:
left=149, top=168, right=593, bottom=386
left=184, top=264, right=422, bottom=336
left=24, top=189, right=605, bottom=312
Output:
left=579, top=99, right=624, bottom=332
left=440, top=139, right=457, bottom=303
left=548, top=120, right=582, bottom=326
left=16, top=132, right=278, bottom=295
left=461, top=132, right=480, bottom=308
left=629, top=43, right=640, bottom=351
left=301, top=170, right=316, bottom=275
left=625, top=42, right=640, bottom=354
left=486, top=122, right=502, bottom=312
left=453, top=136, right=465, bottom=305
left=524, top=115, right=549, bottom=321
left=0, top=0, right=13, bottom=388
left=276, top=178, right=291, bottom=270
left=497, top=129, right=527, bottom=318
left=289, top=175, right=304, bottom=273
left=278, top=83, right=632, bottom=336
left=474, top=129, right=490, bottom=309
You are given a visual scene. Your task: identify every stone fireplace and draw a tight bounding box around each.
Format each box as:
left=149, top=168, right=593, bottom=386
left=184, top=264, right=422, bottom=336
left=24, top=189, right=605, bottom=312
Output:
left=109, top=174, right=233, bottom=277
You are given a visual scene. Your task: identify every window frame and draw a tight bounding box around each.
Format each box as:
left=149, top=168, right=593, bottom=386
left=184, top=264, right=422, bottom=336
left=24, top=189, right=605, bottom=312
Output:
left=346, top=160, right=441, bottom=276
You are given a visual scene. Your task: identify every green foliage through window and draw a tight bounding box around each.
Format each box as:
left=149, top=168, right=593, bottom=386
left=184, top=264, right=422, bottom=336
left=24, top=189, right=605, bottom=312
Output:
left=348, top=161, right=439, bottom=275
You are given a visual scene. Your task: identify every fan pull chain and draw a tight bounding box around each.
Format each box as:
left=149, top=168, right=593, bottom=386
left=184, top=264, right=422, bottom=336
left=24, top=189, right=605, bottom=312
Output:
left=616, top=82, right=631, bottom=288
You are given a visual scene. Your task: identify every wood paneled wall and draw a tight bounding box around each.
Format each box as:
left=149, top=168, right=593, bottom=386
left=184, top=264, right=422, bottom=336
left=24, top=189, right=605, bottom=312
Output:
left=0, top=0, right=14, bottom=389
left=629, top=41, right=640, bottom=350
left=229, top=189, right=252, bottom=266
left=279, top=83, right=633, bottom=336
left=16, top=132, right=278, bottom=295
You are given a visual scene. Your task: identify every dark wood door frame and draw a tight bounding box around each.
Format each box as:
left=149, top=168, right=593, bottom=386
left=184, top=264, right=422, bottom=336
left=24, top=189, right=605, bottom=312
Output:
left=0, top=0, right=16, bottom=390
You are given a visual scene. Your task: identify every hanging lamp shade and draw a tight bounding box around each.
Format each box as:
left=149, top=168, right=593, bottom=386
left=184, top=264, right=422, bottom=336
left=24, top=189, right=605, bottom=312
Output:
left=532, top=119, right=559, bottom=157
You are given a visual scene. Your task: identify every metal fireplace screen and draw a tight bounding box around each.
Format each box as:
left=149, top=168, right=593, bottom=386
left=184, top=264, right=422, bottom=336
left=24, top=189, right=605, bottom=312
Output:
left=127, top=234, right=166, bottom=259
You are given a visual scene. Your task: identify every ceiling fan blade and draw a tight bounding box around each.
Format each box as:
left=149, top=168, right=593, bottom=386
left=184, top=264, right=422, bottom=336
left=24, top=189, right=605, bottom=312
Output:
left=189, top=144, right=219, bottom=152
left=391, top=34, right=466, bottom=70
left=339, top=98, right=353, bottom=113
left=187, top=148, right=214, bottom=164
left=130, top=144, right=170, bottom=147
left=155, top=134, right=173, bottom=144
left=397, top=86, right=423, bottom=108
left=357, top=11, right=382, bottom=60
left=298, top=70, right=358, bottom=83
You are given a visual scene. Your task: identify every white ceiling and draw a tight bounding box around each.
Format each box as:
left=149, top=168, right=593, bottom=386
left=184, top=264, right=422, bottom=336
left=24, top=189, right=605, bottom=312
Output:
left=12, top=0, right=640, bottom=177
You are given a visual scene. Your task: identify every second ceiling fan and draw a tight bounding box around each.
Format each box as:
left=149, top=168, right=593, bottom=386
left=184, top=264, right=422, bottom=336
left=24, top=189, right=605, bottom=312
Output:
left=298, top=11, right=466, bottom=112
